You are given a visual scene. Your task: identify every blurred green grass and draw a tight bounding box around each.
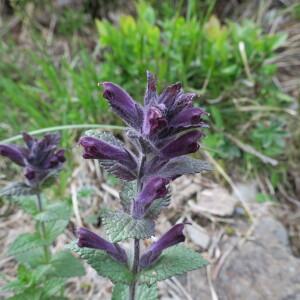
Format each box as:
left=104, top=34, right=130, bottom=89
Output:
left=0, top=0, right=297, bottom=194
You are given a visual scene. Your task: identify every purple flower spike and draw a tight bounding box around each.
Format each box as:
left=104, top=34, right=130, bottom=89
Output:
left=0, top=132, right=65, bottom=187
left=0, top=144, right=26, bottom=166
left=134, top=177, right=169, bottom=217
left=169, top=108, right=206, bottom=128
left=161, top=130, right=202, bottom=159
left=140, top=223, right=187, bottom=268
left=102, top=82, right=143, bottom=129
left=77, top=227, right=127, bottom=264
left=143, top=106, right=167, bottom=136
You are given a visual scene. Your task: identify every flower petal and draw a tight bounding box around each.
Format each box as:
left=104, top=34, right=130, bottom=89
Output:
left=140, top=223, right=186, bottom=268
left=0, top=144, right=26, bottom=166
left=143, top=106, right=167, bottom=136
left=77, top=227, right=127, bottom=263
left=79, top=136, right=130, bottom=162
left=158, top=83, right=182, bottom=109
left=133, top=177, right=169, bottom=217
left=169, top=108, right=206, bottom=128
left=160, top=130, right=202, bottom=159
left=144, top=71, right=158, bottom=105
left=102, top=82, right=143, bottom=129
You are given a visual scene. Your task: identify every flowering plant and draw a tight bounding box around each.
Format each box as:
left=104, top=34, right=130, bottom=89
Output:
left=0, top=133, right=85, bottom=299
left=70, top=72, right=211, bottom=299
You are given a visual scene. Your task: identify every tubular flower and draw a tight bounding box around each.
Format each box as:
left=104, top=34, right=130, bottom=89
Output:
left=79, top=136, right=137, bottom=180
left=133, top=177, right=169, bottom=218
left=140, top=223, right=187, bottom=268
left=102, top=82, right=143, bottom=129
left=160, top=130, right=202, bottom=159
left=77, top=227, right=127, bottom=264
left=0, top=132, right=65, bottom=187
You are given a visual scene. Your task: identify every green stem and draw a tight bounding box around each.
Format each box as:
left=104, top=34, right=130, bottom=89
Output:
left=36, top=191, right=50, bottom=262
left=0, top=124, right=125, bottom=144
left=129, top=153, right=146, bottom=300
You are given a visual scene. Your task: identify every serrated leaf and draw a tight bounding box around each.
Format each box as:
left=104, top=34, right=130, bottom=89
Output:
left=0, top=182, right=35, bottom=197
left=67, top=241, right=133, bottom=284
left=14, top=247, right=45, bottom=266
left=49, top=251, right=85, bottom=278
left=120, top=181, right=137, bottom=213
left=156, top=157, right=212, bottom=179
left=8, top=233, right=47, bottom=256
left=42, top=278, right=65, bottom=298
left=0, top=279, right=25, bottom=293
left=112, top=283, right=158, bottom=300
left=18, top=196, right=39, bottom=215
left=45, top=220, right=69, bottom=243
left=35, top=203, right=71, bottom=222
left=145, top=195, right=171, bottom=219
left=138, top=245, right=208, bottom=286
left=102, top=210, right=155, bottom=242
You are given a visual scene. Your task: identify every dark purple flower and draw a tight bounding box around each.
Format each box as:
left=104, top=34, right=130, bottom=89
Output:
left=169, top=92, right=197, bottom=116
left=169, top=108, right=206, bottom=128
left=0, top=144, right=26, bottom=166
left=0, top=132, right=65, bottom=187
left=77, top=227, right=127, bottom=264
left=79, top=136, right=137, bottom=173
left=144, top=71, right=158, bottom=106
left=102, top=82, right=143, bottom=129
left=133, top=177, right=169, bottom=217
left=79, top=136, right=129, bottom=161
left=142, top=106, right=167, bottom=136
left=158, top=82, right=182, bottom=109
left=160, top=130, right=202, bottom=159
left=140, top=223, right=186, bottom=268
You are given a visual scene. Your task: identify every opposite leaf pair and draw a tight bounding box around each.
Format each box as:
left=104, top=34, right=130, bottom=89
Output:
left=77, top=223, right=186, bottom=269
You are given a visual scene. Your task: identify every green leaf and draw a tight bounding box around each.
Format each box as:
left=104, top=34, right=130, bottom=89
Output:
left=0, top=182, right=35, bottom=198
left=112, top=283, right=158, bottom=300
left=8, top=288, right=43, bottom=300
left=45, top=220, right=69, bottom=243
left=8, top=233, right=47, bottom=256
left=102, top=210, right=155, bottom=242
left=145, top=195, right=171, bottom=219
left=67, top=241, right=133, bottom=284
left=49, top=251, right=85, bottom=278
left=18, top=196, right=39, bottom=215
left=35, top=203, right=71, bottom=222
left=156, top=157, right=212, bottom=179
left=120, top=181, right=137, bottom=213
left=138, top=245, right=208, bottom=286
left=42, top=278, right=65, bottom=298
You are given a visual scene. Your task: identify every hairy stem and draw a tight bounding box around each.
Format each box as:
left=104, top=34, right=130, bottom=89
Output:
left=36, top=191, right=50, bottom=262
left=129, top=152, right=146, bottom=300
left=129, top=238, right=140, bottom=299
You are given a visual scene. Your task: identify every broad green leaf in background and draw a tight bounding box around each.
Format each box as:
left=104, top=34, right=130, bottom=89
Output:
left=35, top=203, right=71, bottom=222
left=8, top=233, right=48, bottom=256
left=45, top=220, right=69, bottom=243
left=49, top=251, right=85, bottom=278
left=138, top=245, right=208, bottom=286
